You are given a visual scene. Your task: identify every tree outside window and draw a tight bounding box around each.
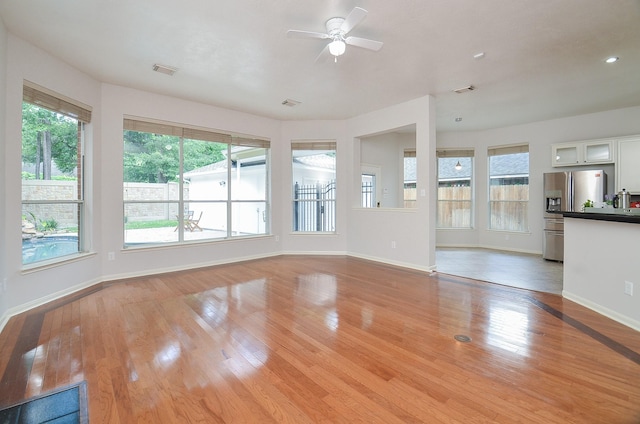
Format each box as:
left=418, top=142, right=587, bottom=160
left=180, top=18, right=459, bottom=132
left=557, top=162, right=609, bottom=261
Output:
left=123, top=119, right=270, bottom=246
left=21, top=84, right=90, bottom=266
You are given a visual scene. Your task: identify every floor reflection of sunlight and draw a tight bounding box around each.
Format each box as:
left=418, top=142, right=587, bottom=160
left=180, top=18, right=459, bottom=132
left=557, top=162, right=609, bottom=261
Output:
left=296, top=274, right=337, bottom=306
left=487, top=306, right=530, bottom=356
left=154, top=340, right=181, bottom=368
left=325, top=309, right=339, bottom=332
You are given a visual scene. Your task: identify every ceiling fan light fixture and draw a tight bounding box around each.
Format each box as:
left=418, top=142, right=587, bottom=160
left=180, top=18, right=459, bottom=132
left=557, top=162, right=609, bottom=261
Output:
left=329, top=39, right=346, bottom=56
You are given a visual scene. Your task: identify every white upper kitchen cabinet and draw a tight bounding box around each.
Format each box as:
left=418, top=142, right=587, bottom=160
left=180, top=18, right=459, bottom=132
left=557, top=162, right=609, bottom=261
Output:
left=551, top=139, right=615, bottom=167
left=616, top=136, right=640, bottom=194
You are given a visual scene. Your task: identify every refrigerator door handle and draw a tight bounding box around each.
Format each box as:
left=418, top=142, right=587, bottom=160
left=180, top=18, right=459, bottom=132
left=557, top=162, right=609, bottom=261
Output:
left=567, top=172, right=573, bottom=212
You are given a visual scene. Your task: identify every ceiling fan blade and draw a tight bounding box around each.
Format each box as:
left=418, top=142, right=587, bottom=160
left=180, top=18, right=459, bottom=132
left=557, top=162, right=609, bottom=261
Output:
left=315, top=44, right=331, bottom=63
left=340, top=7, right=367, bottom=34
left=345, top=36, right=383, bottom=51
left=287, top=30, right=330, bottom=40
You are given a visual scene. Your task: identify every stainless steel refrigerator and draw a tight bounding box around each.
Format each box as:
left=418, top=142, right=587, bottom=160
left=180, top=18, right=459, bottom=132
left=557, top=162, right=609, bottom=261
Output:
left=543, top=170, right=607, bottom=261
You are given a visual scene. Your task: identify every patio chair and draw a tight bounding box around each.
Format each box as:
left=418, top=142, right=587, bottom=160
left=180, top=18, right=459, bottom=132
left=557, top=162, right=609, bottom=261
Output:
left=187, top=211, right=203, bottom=232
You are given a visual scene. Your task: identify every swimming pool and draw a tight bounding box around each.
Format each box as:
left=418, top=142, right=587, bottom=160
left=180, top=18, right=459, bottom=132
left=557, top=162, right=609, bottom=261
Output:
left=22, top=235, right=79, bottom=265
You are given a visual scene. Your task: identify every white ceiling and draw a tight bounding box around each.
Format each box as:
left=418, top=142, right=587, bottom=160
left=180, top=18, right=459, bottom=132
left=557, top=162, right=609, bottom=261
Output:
left=1, top=0, right=639, bottom=132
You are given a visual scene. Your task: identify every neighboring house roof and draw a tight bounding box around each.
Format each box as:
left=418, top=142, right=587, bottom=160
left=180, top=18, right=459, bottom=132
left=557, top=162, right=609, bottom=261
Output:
left=438, top=158, right=472, bottom=180
left=438, top=154, right=529, bottom=181
left=184, top=161, right=228, bottom=178
left=489, top=153, right=529, bottom=178
left=293, top=154, right=335, bottom=170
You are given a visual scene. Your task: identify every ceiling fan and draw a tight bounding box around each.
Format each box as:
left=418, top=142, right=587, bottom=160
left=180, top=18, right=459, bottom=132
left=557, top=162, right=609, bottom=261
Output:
left=287, top=7, right=383, bottom=62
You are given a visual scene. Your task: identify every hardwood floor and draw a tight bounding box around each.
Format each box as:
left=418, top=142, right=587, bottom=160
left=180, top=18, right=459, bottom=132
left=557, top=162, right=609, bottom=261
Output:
left=0, top=256, right=638, bottom=423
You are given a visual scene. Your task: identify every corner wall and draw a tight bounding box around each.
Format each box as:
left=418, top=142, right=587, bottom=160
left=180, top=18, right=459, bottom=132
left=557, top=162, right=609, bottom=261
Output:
left=347, top=96, right=437, bottom=271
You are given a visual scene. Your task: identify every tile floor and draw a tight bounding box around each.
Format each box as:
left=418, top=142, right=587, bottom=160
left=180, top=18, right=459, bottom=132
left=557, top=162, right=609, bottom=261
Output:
left=435, top=247, right=563, bottom=294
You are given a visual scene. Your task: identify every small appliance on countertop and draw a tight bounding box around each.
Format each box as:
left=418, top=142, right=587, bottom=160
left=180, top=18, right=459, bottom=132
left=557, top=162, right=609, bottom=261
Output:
left=613, top=189, right=631, bottom=210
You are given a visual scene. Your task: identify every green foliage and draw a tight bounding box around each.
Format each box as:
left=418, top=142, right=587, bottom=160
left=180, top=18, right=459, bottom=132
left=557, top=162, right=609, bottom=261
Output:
left=123, top=130, right=226, bottom=183
left=23, top=211, right=37, bottom=224
left=124, top=219, right=178, bottom=230
left=39, top=219, right=59, bottom=232
left=22, top=103, right=79, bottom=179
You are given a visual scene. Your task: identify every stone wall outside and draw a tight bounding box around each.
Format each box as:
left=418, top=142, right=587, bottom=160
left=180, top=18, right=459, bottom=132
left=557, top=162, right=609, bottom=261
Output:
left=22, top=180, right=187, bottom=228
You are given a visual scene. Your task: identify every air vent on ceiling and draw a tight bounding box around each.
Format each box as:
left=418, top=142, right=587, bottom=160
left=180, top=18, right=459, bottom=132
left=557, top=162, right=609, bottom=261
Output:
left=282, top=99, right=301, bottom=107
left=453, top=85, right=475, bottom=94
left=152, top=63, right=178, bottom=76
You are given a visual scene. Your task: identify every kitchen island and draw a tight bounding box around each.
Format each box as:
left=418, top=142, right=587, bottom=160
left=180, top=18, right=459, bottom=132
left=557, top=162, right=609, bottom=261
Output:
left=562, top=211, right=640, bottom=331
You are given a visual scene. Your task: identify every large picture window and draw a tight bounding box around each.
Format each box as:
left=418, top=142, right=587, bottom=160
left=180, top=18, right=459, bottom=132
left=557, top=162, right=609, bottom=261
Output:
left=488, top=144, right=529, bottom=232
left=21, top=83, right=91, bottom=266
left=123, top=119, right=269, bottom=246
left=437, top=149, right=474, bottom=228
left=292, top=141, right=336, bottom=232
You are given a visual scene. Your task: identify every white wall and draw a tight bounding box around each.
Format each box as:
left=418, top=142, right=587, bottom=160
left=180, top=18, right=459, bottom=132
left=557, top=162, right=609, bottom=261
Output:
left=359, top=132, right=417, bottom=209
left=347, top=96, right=437, bottom=271
left=0, top=19, right=8, bottom=319
left=2, top=34, right=103, bottom=318
left=563, top=218, right=640, bottom=331
left=436, top=106, right=640, bottom=254
left=101, top=84, right=283, bottom=280
left=280, top=120, right=349, bottom=255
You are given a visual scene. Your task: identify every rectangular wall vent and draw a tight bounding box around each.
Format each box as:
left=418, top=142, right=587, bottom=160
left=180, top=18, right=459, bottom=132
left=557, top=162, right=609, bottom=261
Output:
left=152, top=64, right=178, bottom=76
left=453, top=85, right=475, bottom=94
left=282, top=99, right=301, bottom=107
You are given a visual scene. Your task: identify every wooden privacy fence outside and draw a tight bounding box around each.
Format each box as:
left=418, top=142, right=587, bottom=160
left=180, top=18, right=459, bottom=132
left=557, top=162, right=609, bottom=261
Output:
left=437, top=185, right=529, bottom=231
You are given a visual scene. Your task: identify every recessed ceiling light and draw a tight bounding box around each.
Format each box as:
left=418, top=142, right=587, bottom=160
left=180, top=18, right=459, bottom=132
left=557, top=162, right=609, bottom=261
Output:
left=152, top=63, right=178, bottom=76
left=455, top=117, right=463, bottom=122
left=605, top=56, right=619, bottom=64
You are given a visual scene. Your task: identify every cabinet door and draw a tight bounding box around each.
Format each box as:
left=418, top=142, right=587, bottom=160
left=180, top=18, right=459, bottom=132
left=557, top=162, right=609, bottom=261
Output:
left=584, top=141, right=613, bottom=163
left=552, top=144, right=580, bottom=166
left=617, top=138, right=640, bottom=193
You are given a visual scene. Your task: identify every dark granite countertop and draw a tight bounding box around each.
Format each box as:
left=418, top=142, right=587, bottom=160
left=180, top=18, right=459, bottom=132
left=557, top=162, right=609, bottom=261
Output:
left=563, top=211, right=640, bottom=224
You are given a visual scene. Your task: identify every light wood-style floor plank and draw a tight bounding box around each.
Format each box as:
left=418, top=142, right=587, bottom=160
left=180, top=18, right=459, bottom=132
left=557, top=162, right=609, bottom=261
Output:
left=0, top=256, right=639, bottom=422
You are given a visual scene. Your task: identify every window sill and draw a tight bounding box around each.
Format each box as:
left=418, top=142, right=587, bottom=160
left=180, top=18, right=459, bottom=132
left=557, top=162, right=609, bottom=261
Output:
left=21, top=251, right=97, bottom=275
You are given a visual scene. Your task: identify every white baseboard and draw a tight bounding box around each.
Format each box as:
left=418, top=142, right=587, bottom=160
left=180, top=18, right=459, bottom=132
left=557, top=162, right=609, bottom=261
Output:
left=437, top=244, right=542, bottom=256
left=562, top=290, right=640, bottom=332
left=101, top=251, right=282, bottom=283
left=347, top=252, right=436, bottom=274
left=0, top=276, right=101, bottom=334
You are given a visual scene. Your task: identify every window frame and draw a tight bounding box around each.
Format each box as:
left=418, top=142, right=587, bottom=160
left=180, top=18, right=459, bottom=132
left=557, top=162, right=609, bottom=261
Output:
left=436, top=149, right=474, bottom=229
left=21, top=82, right=91, bottom=267
left=487, top=144, right=530, bottom=233
left=403, top=149, right=417, bottom=209
left=123, top=118, right=270, bottom=247
left=291, top=141, right=337, bottom=233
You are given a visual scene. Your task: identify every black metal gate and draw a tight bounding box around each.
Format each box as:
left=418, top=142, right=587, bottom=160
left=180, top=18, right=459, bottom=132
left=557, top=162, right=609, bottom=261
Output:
left=293, top=181, right=336, bottom=231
